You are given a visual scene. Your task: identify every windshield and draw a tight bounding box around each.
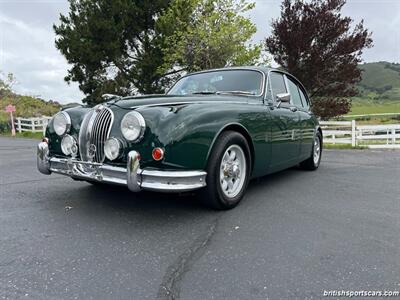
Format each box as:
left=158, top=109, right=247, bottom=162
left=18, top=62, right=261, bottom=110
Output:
left=167, top=70, right=263, bottom=96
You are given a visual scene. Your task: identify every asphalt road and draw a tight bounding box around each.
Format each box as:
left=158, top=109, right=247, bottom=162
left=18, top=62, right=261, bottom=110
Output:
left=0, top=136, right=399, bottom=300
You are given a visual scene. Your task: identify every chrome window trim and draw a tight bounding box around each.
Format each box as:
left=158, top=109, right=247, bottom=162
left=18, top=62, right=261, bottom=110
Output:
left=285, top=74, right=307, bottom=108
left=268, top=69, right=311, bottom=108
left=267, top=70, right=289, bottom=104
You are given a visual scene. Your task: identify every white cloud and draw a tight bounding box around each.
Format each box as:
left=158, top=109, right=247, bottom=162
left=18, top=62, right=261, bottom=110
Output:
left=0, top=2, right=83, bottom=104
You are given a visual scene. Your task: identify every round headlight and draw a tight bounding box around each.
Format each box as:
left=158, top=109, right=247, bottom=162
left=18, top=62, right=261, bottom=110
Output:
left=120, top=111, right=145, bottom=142
left=104, top=137, right=122, bottom=161
left=61, top=134, right=77, bottom=156
left=53, top=112, right=71, bottom=136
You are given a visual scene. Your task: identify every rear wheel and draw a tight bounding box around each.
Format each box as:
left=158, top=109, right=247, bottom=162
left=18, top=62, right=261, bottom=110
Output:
left=300, top=131, right=322, bottom=170
left=199, top=131, right=251, bottom=210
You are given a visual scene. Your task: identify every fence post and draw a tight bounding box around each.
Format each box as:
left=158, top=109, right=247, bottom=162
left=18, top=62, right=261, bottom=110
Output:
left=16, top=118, right=22, bottom=133
left=42, top=118, right=48, bottom=136
left=392, top=128, right=396, bottom=145
left=351, top=120, right=356, bottom=147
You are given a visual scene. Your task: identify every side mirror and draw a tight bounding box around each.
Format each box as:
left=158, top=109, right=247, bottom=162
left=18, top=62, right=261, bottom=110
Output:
left=276, top=93, right=290, bottom=108
left=276, top=93, right=291, bottom=103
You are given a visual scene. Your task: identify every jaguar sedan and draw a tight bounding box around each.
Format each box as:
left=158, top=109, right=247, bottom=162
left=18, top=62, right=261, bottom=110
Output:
left=37, top=67, right=322, bottom=210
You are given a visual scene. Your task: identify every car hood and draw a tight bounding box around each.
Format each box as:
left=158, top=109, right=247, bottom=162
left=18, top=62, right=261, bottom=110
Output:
left=108, top=94, right=254, bottom=109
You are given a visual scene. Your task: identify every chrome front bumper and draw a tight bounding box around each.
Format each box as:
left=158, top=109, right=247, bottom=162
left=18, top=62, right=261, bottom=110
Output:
left=37, top=142, right=207, bottom=192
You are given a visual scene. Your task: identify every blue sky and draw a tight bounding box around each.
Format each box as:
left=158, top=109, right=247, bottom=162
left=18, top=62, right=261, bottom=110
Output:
left=1, top=0, right=400, bottom=103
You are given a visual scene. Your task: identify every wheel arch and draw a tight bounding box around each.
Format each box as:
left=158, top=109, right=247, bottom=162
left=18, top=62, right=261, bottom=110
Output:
left=317, top=126, right=323, bottom=146
left=206, top=123, right=255, bottom=173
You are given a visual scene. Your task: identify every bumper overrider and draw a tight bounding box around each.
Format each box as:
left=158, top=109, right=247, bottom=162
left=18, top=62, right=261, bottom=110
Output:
left=37, top=142, right=207, bottom=192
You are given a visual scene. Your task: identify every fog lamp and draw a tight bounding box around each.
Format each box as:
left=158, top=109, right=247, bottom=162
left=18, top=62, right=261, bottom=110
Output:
left=104, top=137, right=122, bottom=161
left=61, top=134, right=77, bottom=156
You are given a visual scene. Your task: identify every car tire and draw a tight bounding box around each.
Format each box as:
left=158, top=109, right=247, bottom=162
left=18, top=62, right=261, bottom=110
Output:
left=300, top=131, right=322, bottom=170
left=199, top=131, right=251, bottom=210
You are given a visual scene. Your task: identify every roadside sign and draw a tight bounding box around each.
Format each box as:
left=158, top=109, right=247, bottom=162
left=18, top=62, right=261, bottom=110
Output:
left=5, top=104, right=16, bottom=113
left=4, top=104, right=16, bottom=136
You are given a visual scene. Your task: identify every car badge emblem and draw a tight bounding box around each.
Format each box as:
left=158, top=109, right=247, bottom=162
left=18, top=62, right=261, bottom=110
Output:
left=88, top=144, right=96, bottom=159
left=95, top=105, right=104, bottom=112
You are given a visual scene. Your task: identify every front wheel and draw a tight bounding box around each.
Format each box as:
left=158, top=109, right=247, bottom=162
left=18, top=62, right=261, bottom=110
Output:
left=199, top=131, right=251, bottom=210
left=300, top=131, right=322, bottom=170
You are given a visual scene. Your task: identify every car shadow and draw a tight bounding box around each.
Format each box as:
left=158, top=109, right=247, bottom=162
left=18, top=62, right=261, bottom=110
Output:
left=74, top=165, right=304, bottom=215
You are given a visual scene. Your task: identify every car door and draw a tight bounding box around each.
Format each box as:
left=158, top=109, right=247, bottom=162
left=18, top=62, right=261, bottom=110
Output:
left=284, top=75, right=310, bottom=162
left=266, top=71, right=300, bottom=171
left=297, top=85, right=315, bottom=159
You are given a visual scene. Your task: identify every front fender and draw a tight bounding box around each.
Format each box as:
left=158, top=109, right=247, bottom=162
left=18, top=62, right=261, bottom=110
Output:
left=137, top=102, right=269, bottom=172
left=46, top=106, right=91, bottom=156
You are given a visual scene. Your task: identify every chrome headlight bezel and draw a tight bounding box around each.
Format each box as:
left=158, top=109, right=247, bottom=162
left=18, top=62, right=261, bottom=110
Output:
left=61, top=134, right=78, bottom=156
left=104, top=137, right=122, bottom=161
left=120, top=111, right=146, bottom=142
left=53, top=111, right=71, bottom=136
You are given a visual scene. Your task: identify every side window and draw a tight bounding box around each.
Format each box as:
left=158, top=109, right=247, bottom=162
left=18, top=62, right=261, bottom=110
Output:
left=286, top=76, right=303, bottom=108
left=298, top=87, right=310, bottom=110
left=269, top=72, right=287, bottom=100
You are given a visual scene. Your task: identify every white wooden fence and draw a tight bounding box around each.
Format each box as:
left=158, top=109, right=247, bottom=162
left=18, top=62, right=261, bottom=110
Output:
left=15, top=117, right=52, bottom=135
left=320, top=121, right=400, bottom=149
left=12, top=117, right=400, bottom=149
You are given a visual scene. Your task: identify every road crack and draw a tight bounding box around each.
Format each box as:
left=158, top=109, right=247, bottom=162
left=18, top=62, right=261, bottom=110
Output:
left=157, top=218, right=218, bottom=300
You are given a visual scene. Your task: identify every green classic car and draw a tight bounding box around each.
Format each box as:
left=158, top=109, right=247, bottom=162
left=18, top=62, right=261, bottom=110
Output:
left=37, top=67, right=322, bottom=209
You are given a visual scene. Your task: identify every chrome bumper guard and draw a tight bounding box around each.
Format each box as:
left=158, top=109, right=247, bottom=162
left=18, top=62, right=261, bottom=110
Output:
left=37, top=142, right=207, bottom=192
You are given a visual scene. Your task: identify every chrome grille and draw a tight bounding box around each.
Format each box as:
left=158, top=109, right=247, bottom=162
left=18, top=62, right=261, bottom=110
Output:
left=79, top=106, right=113, bottom=163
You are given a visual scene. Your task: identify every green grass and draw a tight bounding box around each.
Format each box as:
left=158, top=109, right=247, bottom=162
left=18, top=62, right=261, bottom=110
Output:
left=348, top=98, right=400, bottom=115
left=324, top=144, right=367, bottom=150
left=0, top=131, right=43, bottom=139
left=358, top=62, right=400, bottom=100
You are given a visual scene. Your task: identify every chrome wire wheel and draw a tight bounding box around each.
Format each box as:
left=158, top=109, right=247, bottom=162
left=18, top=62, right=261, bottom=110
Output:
left=313, top=135, right=321, bottom=165
left=219, top=144, right=247, bottom=198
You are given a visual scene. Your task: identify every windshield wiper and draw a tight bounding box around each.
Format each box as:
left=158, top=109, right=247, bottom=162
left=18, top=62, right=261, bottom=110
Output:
left=191, top=90, right=255, bottom=96
left=191, top=91, right=217, bottom=95
left=217, top=91, right=256, bottom=96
